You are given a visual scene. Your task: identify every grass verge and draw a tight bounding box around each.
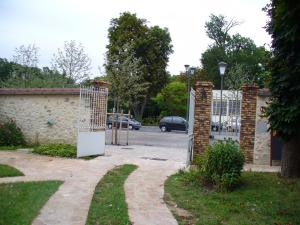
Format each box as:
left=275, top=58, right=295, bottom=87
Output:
left=0, top=164, right=24, bottom=178
left=0, top=181, right=62, bottom=225
left=32, top=144, right=98, bottom=160
left=85, top=164, right=138, bottom=225
left=33, top=144, right=76, bottom=158
left=0, top=146, right=19, bottom=150
left=164, top=171, right=300, bottom=225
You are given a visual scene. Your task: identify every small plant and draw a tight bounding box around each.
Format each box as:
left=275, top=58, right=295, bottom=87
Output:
left=196, top=140, right=244, bottom=191
left=0, top=120, right=25, bottom=146
left=33, top=144, right=76, bottom=158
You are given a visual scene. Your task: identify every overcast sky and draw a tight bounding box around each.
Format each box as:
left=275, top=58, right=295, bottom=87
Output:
left=0, top=0, right=271, bottom=77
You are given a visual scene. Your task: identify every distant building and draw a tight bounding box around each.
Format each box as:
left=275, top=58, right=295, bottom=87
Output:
left=211, top=90, right=242, bottom=127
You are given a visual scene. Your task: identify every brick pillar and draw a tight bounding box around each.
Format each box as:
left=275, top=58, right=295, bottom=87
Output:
left=193, top=81, right=214, bottom=156
left=240, top=84, right=258, bottom=163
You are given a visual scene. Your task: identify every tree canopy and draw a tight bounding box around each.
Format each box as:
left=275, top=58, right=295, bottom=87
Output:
left=52, top=40, right=91, bottom=83
left=152, top=81, right=187, bottom=117
left=265, top=1, right=300, bottom=141
left=106, top=12, right=173, bottom=117
left=201, top=14, right=271, bottom=89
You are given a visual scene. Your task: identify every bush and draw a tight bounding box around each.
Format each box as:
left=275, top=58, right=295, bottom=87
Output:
left=141, top=117, right=159, bottom=126
left=0, top=120, right=25, bottom=146
left=196, top=140, right=244, bottom=191
left=33, top=144, right=76, bottom=158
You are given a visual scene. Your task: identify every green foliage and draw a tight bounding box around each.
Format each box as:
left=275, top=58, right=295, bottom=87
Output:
left=196, top=140, right=244, bottom=190
left=0, top=58, right=77, bottom=88
left=141, top=117, right=159, bottom=126
left=106, top=12, right=173, bottom=117
left=165, top=172, right=300, bottom=225
left=86, top=164, right=137, bottom=225
left=152, top=81, right=187, bottom=117
left=106, top=43, right=149, bottom=112
left=0, top=181, right=62, bottom=225
left=201, top=14, right=271, bottom=89
left=0, top=120, right=25, bottom=146
left=33, top=144, right=76, bottom=158
left=264, top=1, right=300, bottom=140
left=0, top=164, right=24, bottom=178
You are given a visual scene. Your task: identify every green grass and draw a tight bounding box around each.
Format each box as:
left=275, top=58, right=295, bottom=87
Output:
left=32, top=144, right=99, bottom=159
left=86, top=164, right=138, bottom=225
left=33, top=144, right=77, bottom=158
left=0, top=146, right=19, bottom=150
left=164, top=171, right=300, bottom=225
left=0, top=164, right=24, bottom=178
left=0, top=181, right=63, bottom=225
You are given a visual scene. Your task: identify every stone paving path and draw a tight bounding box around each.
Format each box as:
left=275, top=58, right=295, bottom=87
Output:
left=0, top=145, right=185, bottom=225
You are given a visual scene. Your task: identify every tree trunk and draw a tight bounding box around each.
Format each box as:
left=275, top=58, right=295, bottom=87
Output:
left=281, top=130, right=300, bottom=177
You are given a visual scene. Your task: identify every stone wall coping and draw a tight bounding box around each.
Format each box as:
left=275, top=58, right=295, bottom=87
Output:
left=241, top=84, right=259, bottom=90
left=0, top=88, right=80, bottom=95
left=195, top=81, right=214, bottom=88
left=258, top=88, right=271, bottom=97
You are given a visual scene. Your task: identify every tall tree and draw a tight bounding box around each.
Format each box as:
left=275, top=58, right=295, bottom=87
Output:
left=205, top=14, right=241, bottom=49
left=52, top=40, right=91, bottom=83
left=106, top=43, right=149, bottom=114
left=265, top=0, right=300, bottom=177
left=106, top=12, right=173, bottom=117
left=152, top=81, right=187, bottom=117
left=13, top=44, right=39, bottom=67
left=201, top=14, right=271, bottom=88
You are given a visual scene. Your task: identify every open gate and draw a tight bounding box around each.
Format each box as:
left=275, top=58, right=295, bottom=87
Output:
left=210, top=90, right=242, bottom=141
left=77, top=85, right=108, bottom=157
left=187, top=88, right=195, bottom=165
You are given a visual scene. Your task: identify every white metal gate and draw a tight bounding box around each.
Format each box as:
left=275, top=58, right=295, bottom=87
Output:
left=210, top=90, right=242, bottom=141
left=187, top=88, right=195, bottom=165
left=77, top=86, right=108, bottom=157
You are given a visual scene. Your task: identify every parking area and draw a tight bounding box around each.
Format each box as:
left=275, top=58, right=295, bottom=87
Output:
left=105, top=126, right=188, bottom=149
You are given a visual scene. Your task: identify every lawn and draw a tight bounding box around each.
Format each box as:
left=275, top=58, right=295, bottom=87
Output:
left=0, top=146, right=19, bottom=150
left=164, top=171, right=300, bottom=225
left=0, top=164, right=24, bottom=178
left=0, top=181, right=63, bottom=225
left=33, top=144, right=76, bottom=158
left=85, top=164, right=138, bottom=225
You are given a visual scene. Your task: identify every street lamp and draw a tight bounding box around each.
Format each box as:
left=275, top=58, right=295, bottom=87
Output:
left=185, top=65, right=190, bottom=122
left=218, top=61, right=227, bottom=135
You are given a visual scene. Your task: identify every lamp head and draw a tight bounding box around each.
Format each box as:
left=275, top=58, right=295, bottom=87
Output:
left=218, top=62, right=227, bottom=76
left=190, top=67, right=196, bottom=75
left=184, top=64, right=190, bottom=71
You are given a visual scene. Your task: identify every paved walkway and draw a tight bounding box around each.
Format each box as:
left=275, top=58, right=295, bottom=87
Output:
left=0, top=145, right=185, bottom=225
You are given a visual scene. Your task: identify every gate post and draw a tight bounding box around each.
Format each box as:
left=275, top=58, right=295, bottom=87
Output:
left=91, top=80, right=109, bottom=131
left=240, top=84, right=258, bottom=163
left=193, top=81, right=214, bottom=157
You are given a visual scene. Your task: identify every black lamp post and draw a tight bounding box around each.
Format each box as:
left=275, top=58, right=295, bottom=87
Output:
left=218, top=62, right=227, bottom=135
left=185, top=64, right=190, bottom=122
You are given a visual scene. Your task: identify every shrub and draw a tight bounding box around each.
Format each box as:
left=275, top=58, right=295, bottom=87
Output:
left=0, top=120, right=25, bottom=146
left=141, top=117, right=159, bottom=126
left=196, top=140, right=244, bottom=191
left=33, top=144, right=76, bottom=158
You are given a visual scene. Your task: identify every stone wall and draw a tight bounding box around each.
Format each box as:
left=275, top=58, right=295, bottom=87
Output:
left=253, top=89, right=271, bottom=165
left=0, top=89, right=80, bottom=145
left=193, top=81, right=213, bottom=156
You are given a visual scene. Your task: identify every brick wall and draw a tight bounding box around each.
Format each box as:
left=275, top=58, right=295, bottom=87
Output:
left=193, top=81, right=213, bottom=156
left=240, top=85, right=258, bottom=163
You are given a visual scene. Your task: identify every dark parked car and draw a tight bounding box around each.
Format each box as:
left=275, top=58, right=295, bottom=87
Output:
left=211, top=121, right=220, bottom=131
left=107, top=116, right=141, bottom=130
left=159, top=116, right=187, bottom=132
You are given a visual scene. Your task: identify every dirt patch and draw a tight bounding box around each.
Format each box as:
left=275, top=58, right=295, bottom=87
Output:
left=164, top=192, right=193, bottom=224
